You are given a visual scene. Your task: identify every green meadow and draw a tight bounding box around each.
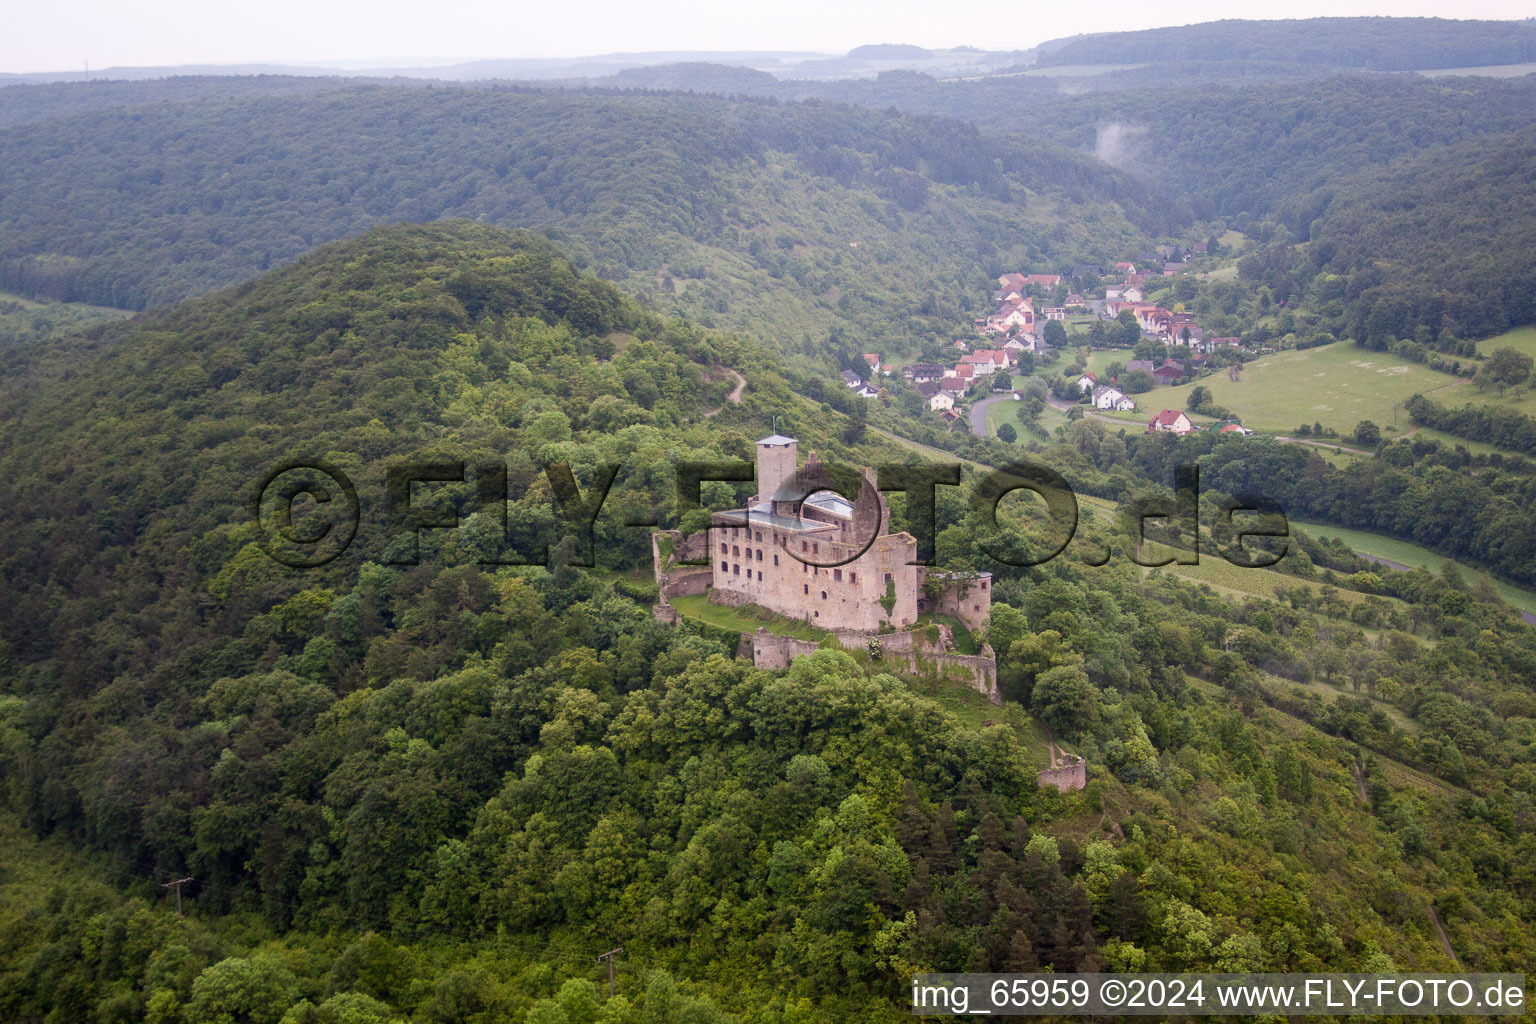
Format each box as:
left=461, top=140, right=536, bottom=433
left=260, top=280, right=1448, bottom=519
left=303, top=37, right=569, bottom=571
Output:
left=1291, top=518, right=1536, bottom=617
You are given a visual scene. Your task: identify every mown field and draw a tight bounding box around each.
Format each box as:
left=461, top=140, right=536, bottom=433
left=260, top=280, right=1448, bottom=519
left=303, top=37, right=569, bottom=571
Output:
left=1076, top=334, right=1536, bottom=447
left=1158, top=342, right=1466, bottom=437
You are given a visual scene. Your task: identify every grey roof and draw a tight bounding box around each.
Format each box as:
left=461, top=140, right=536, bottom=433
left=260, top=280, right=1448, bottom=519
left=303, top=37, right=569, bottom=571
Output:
left=757, top=434, right=797, bottom=446
left=714, top=506, right=834, bottom=533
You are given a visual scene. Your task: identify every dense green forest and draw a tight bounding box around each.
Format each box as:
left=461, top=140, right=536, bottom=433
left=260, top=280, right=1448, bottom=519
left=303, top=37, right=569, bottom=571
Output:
left=2, top=224, right=1536, bottom=1023
left=4, top=62, right=1534, bottom=366
left=0, top=85, right=1158, bottom=367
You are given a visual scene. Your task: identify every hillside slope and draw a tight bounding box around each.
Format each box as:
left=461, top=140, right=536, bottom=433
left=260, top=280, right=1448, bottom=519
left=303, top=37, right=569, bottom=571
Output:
left=0, top=86, right=1160, bottom=359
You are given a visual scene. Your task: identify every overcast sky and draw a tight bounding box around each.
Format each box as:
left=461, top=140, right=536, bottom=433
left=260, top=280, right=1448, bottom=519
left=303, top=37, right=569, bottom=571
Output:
left=6, top=0, right=1534, bottom=73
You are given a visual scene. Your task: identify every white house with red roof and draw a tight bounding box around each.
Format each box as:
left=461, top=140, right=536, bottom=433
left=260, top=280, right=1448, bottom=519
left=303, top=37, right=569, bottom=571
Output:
left=1148, top=409, right=1194, bottom=435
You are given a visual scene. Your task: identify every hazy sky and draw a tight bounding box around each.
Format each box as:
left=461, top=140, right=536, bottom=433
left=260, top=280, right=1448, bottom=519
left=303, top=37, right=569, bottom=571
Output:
left=6, top=0, right=1534, bottom=73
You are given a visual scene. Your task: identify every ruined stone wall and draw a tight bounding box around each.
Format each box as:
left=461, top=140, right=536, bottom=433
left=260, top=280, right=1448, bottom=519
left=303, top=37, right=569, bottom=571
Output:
left=748, top=630, right=822, bottom=670
left=651, top=530, right=709, bottom=583
left=924, top=571, right=993, bottom=635
left=1037, top=757, right=1087, bottom=793
left=740, top=624, right=1000, bottom=704
left=660, top=569, right=712, bottom=600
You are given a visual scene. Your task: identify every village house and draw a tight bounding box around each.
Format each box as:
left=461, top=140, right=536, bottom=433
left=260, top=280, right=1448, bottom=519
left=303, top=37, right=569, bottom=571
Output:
left=1125, top=359, right=1156, bottom=375
left=1042, top=306, right=1067, bottom=321
left=922, top=383, right=955, bottom=412
left=1076, top=370, right=1098, bottom=393
left=1148, top=409, right=1194, bottom=435
left=853, top=383, right=879, bottom=399
left=1115, top=261, right=1136, bottom=274
left=1151, top=360, right=1185, bottom=386
left=840, top=369, right=864, bottom=389
left=862, top=353, right=882, bottom=374
left=1211, top=420, right=1252, bottom=436
left=1091, top=384, right=1135, bottom=411
left=903, top=362, right=945, bottom=383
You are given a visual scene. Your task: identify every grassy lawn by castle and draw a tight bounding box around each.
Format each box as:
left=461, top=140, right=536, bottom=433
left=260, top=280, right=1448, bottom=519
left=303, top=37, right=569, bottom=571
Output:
left=668, top=593, right=829, bottom=642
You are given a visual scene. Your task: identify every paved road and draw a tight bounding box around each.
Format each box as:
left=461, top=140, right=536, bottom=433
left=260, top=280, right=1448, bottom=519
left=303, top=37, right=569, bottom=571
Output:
left=969, top=394, right=1013, bottom=436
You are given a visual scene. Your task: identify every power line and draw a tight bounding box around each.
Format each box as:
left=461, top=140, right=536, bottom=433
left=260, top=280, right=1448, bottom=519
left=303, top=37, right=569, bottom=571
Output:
left=161, top=876, right=195, bottom=916
left=596, top=946, right=625, bottom=996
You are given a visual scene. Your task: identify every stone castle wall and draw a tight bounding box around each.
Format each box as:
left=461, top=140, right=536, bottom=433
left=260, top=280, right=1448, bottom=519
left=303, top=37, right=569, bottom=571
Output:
left=1037, top=757, right=1087, bottom=793
left=921, top=570, right=993, bottom=635
left=742, top=626, right=999, bottom=703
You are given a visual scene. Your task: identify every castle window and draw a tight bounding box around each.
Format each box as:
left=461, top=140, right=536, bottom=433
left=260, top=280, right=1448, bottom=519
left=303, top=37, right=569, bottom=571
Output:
left=833, top=569, right=842, bottom=581
left=981, top=580, right=988, bottom=590
left=733, top=545, right=739, bottom=556
left=974, top=604, right=981, bottom=611
left=820, top=591, right=827, bottom=600
left=720, top=543, right=727, bottom=554
left=812, top=543, right=818, bottom=554
left=884, top=572, right=892, bottom=583
left=773, top=555, right=779, bottom=566
left=801, top=541, right=808, bottom=552
left=849, top=572, right=857, bottom=583
left=732, top=564, right=740, bottom=575
left=756, top=550, right=763, bottom=561
left=754, top=531, right=762, bottom=542
left=803, top=584, right=809, bottom=594
left=757, top=571, right=762, bottom=580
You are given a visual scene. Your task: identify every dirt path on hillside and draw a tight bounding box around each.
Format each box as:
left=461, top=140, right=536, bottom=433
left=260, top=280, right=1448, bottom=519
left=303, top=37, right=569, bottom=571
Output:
left=1428, top=905, right=1458, bottom=963
left=702, top=368, right=746, bottom=417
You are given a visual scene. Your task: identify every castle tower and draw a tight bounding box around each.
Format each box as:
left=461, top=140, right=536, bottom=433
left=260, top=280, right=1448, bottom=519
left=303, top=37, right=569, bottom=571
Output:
left=755, top=433, right=797, bottom=504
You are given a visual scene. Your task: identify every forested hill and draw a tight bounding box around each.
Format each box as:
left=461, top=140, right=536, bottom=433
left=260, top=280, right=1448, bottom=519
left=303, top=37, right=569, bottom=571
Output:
left=5, top=220, right=1536, bottom=1022
left=0, top=220, right=889, bottom=685
left=0, top=84, right=1161, bottom=357
left=1033, top=17, right=1536, bottom=70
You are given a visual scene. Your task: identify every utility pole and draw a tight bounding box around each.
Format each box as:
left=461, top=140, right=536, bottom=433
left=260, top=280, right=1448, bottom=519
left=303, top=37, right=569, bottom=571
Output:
left=161, top=877, right=194, bottom=917
left=595, top=947, right=624, bottom=996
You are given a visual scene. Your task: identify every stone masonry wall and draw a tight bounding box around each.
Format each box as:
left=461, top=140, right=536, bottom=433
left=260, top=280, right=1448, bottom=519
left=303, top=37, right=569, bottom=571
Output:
left=1037, top=757, right=1088, bottom=793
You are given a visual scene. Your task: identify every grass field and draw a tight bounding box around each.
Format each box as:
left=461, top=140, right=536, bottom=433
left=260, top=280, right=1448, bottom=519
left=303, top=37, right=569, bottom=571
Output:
left=1153, top=342, right=1466, bottom=438
left=987, top=396, right=1069, bottom=442
left=1291, top=519, right=1536, bottom=617
left=669, top=593, right=829, bottom=642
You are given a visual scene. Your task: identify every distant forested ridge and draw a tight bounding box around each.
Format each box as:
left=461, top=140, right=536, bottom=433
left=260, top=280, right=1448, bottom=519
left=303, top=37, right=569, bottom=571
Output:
left=0, top=84, right=1160, bottom=357
left=1033, top=17, right=1536, bottom=70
